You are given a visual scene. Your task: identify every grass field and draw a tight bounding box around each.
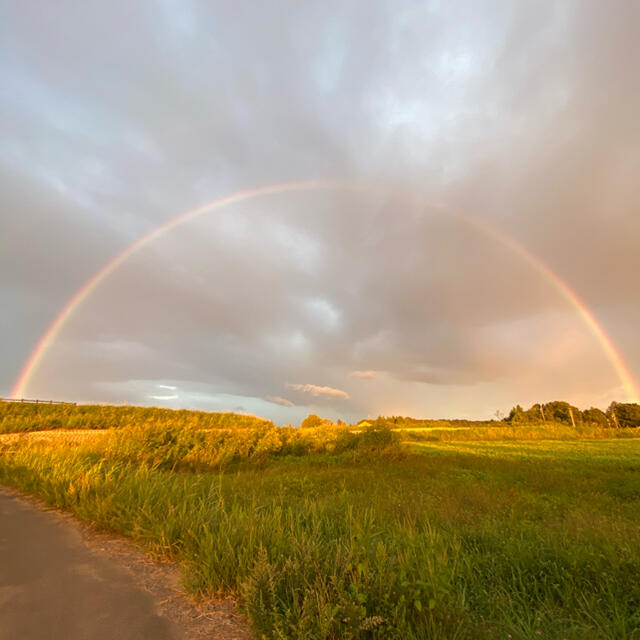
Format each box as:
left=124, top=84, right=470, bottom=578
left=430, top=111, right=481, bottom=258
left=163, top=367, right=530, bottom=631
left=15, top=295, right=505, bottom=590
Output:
left=1, top=423, right=639, bottom=639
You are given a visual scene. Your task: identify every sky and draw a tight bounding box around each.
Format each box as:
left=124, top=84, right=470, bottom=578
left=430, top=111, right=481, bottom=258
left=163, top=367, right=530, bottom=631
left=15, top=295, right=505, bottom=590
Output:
left=1, top=1, right=639, bottom=425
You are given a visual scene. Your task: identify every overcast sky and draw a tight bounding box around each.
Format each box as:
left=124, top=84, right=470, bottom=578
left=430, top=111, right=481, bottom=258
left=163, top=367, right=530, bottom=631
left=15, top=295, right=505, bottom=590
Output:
left=2, top=1, right=639, bottom=424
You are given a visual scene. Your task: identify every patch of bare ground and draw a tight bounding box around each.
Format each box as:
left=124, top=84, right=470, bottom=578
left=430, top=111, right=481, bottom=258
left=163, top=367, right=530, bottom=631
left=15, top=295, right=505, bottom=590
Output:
left=1, top=487, right=253, bottom=640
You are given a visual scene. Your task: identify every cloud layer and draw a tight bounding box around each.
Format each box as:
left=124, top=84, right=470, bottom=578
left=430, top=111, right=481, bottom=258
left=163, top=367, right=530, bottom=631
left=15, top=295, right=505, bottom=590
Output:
left=2, top=1, right=639, bottom=422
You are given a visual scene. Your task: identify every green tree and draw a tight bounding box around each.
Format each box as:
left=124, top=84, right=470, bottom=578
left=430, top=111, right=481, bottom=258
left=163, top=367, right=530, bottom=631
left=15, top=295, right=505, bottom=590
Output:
left=583, top=407, right=609, bottom=427
left=607, top=402, right=640, bottom=428
left=506, top=405, right=526, bottom=423
left=542, top=401, right=582, bottom=426
left=300, top=414, right=324, bottom=429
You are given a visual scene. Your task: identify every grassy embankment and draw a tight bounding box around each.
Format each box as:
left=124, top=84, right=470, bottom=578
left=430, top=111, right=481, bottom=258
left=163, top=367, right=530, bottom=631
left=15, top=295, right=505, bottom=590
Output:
left=1, top=405, right=639, bottom=639
left=0, top=401, right=272, bottom=433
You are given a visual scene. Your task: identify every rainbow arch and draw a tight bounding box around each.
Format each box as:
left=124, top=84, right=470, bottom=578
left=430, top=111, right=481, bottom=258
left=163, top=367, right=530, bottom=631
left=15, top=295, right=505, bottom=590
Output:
left=11, top=179, right=639, bottom=403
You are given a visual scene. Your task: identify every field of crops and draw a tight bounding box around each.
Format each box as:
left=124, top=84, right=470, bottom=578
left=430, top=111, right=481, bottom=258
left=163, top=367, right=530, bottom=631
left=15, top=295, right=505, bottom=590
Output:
left=1, top=417, right=639, bottom=640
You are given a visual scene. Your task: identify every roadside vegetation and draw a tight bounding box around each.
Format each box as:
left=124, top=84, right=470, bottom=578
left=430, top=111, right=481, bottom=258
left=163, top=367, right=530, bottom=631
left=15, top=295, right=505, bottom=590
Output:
left=0, top=401, right=272, bottom=433
left=3, top=398, right=638, bottom=435
left=1, top=400, right=639, bottom=638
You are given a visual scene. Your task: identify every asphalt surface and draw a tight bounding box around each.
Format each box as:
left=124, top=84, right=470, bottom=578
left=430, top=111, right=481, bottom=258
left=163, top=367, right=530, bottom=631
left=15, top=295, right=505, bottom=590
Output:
left=0, top=487, right=174, bottom=640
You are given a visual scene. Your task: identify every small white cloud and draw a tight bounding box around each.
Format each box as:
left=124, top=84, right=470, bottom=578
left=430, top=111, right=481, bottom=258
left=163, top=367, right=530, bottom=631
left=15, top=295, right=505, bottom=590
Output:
left=265, top=395, right=295, bottom=407
left=149, top=394, right=178, bottom=400
left=286, top=383, right=349, bottom=399
left=157, top=384, right=177, bottom=390
left=351, top=370, right=377, bottom=379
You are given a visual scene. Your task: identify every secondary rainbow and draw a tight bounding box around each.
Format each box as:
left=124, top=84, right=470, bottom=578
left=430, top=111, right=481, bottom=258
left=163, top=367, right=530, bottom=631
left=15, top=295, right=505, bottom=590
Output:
left=11, top=179, right=639, bottom=403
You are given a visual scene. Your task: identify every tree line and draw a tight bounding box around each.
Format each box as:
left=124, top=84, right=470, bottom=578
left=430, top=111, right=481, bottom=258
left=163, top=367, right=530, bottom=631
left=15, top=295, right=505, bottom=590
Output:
left=505, top=401, right=640, bottom=428
left=303, top=401, right=640, bottom=430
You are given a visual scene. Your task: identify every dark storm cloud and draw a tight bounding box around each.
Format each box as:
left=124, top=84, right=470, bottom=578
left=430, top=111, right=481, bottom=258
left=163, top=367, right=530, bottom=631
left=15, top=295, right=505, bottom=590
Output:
left=2, top=1, right=639, bottom=419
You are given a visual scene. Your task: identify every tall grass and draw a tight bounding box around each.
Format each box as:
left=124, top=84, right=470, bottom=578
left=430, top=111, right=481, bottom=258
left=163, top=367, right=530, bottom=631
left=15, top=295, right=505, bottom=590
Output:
left=100, top=422, right=402, bottom=471
left=2, top=425, right=640, bottom=639
left=401, top=421, right=639, bottom=442
left=0, top=400, right=273, bottom=433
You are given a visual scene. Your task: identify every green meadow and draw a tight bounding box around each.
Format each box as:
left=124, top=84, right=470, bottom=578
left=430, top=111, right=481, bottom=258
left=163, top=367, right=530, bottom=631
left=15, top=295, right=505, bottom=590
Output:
left=1, top=405, right=639, bottom=639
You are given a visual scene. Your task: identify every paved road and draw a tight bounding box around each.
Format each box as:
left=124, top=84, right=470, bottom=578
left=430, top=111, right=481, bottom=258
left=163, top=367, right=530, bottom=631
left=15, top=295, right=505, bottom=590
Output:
left=0, top=488, right=174, bottom=640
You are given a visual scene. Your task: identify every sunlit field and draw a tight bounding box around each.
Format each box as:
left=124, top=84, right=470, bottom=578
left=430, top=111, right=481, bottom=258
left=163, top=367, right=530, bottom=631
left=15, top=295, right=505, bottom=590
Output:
left=0, top=403, right=638, bottom=640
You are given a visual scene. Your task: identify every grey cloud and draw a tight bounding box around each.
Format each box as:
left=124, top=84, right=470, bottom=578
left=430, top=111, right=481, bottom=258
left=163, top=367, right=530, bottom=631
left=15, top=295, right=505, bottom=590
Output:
left=3, top=1, right=639, bottom=420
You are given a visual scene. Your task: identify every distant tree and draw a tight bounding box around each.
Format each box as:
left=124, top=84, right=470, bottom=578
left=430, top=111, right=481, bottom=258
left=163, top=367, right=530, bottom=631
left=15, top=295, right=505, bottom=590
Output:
left=608, top=402, right=621, bottom=428
left=583, top=407, right=609, bottom=427
left=505, top=401, right=583, bottom=426
left=506, top=405, right=526, bottom=423
left=541, top=401, right=582, bottom=427
left=531, top=403, right=545, bottom=422
left=300, top=414, right=324, bottom=429
left=607, top=402, right=640, bottom=428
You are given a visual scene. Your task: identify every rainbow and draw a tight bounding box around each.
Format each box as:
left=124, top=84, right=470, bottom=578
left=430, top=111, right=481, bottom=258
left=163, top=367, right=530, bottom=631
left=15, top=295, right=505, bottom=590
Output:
left=457, top=214, right=639, bottom=403
left=11, top=180, right=639, bottom=403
